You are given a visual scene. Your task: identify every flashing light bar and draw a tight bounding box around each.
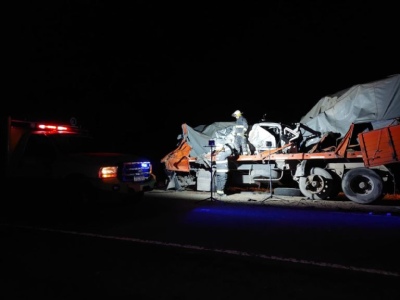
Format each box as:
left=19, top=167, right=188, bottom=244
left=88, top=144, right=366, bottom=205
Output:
left=11, top=118, right=81, bottom=133
left=37, top=124, right=70, bottom=131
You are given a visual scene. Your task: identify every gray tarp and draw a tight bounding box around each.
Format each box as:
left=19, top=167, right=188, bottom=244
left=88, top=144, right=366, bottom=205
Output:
left=299, top=74, right=400, bottom=144
left=179, top=74, right=400, bottom=156
left=185, top=121, right=236, bottom=166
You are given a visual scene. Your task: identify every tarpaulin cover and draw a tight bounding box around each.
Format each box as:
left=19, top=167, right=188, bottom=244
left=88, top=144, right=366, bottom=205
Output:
left=299, top=74, right=400, bottom=145
left=185, top=122, right=236, bottom=166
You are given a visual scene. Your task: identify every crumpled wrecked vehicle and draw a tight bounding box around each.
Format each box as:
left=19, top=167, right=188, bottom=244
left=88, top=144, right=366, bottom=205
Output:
left=161, top=74, right=400, bottom=204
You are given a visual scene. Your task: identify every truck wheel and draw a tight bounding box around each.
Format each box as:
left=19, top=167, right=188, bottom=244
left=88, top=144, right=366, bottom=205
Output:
left=341, top=168, right=383, bottom=204
left=299, top=167, right=334, bottom=200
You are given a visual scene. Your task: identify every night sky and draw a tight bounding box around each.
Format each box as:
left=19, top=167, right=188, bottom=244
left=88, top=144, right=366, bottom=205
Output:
left=7, top=1, right=399, bottom=166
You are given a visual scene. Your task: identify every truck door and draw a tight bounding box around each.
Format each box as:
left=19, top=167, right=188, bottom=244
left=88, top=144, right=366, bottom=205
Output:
left=13, top=134, right=57, bottom=178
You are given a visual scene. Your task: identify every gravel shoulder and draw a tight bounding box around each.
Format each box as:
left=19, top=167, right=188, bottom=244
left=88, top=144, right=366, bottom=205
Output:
left=148, top=187, right=400, bottom=216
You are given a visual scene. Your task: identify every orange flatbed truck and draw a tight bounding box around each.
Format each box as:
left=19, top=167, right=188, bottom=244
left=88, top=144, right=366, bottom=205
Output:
left=161, top=120, right=400, bottom=204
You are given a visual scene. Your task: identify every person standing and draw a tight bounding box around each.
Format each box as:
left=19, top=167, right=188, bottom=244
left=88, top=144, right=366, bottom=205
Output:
left=232, top=110, right=249, bottom=155
left=213, top=138, right=237, bottom=197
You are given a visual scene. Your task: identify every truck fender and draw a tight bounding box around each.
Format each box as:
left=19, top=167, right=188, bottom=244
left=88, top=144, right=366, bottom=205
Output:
left=294, top=160, right=307, bottom=178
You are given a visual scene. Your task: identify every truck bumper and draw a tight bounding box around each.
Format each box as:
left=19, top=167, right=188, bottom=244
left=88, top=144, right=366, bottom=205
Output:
left=93, top=174, right=157, bottom=195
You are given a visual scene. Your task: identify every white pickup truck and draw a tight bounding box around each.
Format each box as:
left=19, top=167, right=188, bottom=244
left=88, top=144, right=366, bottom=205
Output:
left=4, top=116, right=156, bottom=205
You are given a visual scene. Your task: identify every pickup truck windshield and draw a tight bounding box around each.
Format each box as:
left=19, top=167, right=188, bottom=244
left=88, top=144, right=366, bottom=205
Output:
left=49, top=134, right=114, bottom=154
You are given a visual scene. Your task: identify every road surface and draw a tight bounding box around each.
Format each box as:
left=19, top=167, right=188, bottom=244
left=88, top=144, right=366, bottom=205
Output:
left=1, top=188, right=399, bottom=298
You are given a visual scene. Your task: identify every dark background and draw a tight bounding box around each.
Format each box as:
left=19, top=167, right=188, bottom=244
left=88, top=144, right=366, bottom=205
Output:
left=6, top=1, right=399, bottom=172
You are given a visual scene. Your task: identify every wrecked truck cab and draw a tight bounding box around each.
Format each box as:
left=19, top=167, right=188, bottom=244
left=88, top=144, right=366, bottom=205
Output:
left=160, top=121, right=299, bottom=191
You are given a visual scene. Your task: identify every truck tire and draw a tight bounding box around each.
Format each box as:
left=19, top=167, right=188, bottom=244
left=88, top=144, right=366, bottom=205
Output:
left=299, top=167, right=334, bottom=200
left=341, top=168, right=383, bottom=204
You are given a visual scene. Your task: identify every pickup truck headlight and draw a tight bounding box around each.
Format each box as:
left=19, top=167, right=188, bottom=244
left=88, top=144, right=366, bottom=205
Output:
left=99, top=166, right=118, bottom=179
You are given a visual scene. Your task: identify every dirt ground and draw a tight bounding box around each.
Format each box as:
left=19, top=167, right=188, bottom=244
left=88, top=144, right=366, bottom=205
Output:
left=151, top=185, right=400, bottom=216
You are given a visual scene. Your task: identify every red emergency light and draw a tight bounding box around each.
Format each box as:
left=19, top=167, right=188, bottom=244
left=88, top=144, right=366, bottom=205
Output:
left=10, top=117, right=82, bottom=134
left=37, top=124, right=69, bottom=131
